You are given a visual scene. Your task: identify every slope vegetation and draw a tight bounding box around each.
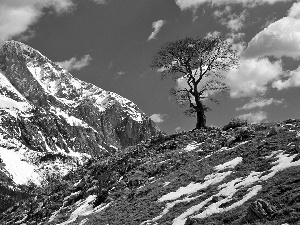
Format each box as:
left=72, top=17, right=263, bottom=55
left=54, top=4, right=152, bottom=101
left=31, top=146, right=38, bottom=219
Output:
left=1, top=119, right=300, bottom=225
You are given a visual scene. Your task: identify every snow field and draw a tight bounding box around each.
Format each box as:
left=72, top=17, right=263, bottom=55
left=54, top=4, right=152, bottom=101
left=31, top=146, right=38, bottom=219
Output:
left=0, top=131, right=91, bottom=186
left=0, top=147, right=41, bottom=185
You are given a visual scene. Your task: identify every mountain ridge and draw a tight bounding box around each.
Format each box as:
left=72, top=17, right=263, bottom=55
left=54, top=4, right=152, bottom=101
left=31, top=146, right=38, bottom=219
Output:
left=0, top=40, right=161, bottom=189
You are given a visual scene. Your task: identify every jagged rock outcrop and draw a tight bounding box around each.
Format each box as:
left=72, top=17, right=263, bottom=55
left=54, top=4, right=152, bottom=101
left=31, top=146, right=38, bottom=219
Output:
left=243, top=199, right=276, bottom=223
left=0, top=40, right=162, bottom=188
left=0, top=40, right=161, bottom=149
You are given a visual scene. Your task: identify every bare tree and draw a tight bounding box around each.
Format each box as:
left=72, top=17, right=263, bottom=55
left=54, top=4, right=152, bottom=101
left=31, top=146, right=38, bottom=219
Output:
left=151, top=36, right=239, bottom=129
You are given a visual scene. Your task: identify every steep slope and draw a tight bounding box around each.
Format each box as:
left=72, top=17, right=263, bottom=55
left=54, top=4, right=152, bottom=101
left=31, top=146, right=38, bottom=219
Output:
left=2, top=119, right=300, bottom=225
left=0, top=40, right=161, bottom=203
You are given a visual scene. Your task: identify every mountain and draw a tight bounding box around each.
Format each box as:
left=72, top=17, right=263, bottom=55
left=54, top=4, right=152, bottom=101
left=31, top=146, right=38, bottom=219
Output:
left=0, top=40, right=161, bottom=196
left=1, top=119, right=300, bottom=224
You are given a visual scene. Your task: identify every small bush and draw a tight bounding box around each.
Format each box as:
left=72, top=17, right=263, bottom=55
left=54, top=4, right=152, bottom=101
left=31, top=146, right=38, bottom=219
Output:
left=223, top=118, right=248, bottom=131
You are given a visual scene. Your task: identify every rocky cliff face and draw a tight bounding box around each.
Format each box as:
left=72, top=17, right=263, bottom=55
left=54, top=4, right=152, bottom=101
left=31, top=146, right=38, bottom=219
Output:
left=0, top=40, right=161, bottom=187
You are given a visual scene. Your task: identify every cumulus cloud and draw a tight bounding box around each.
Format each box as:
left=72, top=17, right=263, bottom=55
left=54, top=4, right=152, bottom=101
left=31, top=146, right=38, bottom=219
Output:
left=175, top=127, right=183, bottom=133
left=0, top=0, right=75, bottom=43
left=288, top=2, right=300, bottom=18
left=236, top=98, right=283, bottom=110
left=150, top=113, right=168, bottom=123
left=148, top=20, right=166, bottom=41
left=175, top=0, right=292, bottom=10
left=224, top=58, right=283, bottom=98
left=237, top=111, right=267, bottom=123
left=242, top=17, right=300, bottom=59
left=56, top=55, right=92, bottom=71
left=272, top=66, right=300, bottom=90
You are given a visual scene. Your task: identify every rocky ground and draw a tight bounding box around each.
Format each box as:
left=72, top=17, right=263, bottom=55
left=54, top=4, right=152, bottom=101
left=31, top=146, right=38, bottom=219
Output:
left=1, top=119, right=300, bottom=225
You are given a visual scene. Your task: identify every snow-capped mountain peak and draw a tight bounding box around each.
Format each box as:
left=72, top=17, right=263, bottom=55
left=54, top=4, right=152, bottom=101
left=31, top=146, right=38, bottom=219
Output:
left=0, top=41, right=161, bottom=188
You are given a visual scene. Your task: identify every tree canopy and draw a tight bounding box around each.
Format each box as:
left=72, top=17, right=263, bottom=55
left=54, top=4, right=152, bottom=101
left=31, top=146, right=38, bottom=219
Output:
left=151, top=36, right=239, bottom=129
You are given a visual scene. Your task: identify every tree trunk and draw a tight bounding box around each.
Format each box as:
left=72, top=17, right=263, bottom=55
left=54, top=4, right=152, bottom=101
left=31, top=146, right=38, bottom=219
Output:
left=193, top=85, right=206, bottom=129
left=195, top=108, right=206, bottom=129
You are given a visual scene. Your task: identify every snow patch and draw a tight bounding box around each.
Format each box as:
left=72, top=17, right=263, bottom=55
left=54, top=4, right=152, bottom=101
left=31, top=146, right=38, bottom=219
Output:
left=0, top=147, right=41, bottom=185
left=0, top=95, right=32, bottom=118
left=50, top=106, right=97, bottom=132
left=159, top=171, right=232, bottom=202
left=261, top=151, right=300, bottom=180
left=58, top=195, right=111, bottom=225
left=217, top=141, right=249, bottom=153
left=184, top=142, right=202, bottom=152
left=141, top=195, right=203, bottom=225
left=214, top=157, right=243, bottom=171
left=191, top=185, right=262, bottom=220
left=58, top=195, right=97, bottom=225
left=163, top=182, right=171, bottom=187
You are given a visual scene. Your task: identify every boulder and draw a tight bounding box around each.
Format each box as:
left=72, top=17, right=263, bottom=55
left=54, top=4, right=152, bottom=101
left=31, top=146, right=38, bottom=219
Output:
left=243, top=199, right=276, bottom=223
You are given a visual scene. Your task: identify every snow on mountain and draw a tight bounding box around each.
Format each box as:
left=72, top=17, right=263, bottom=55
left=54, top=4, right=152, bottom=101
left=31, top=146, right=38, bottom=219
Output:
left=0, top=40, right=161, bottom=187
left=0, top=147, right=41, bottom=185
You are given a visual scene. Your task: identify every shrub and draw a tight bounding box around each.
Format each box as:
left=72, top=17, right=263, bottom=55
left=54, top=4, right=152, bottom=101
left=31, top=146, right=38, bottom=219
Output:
left=223, top=118, right=248, bottom=131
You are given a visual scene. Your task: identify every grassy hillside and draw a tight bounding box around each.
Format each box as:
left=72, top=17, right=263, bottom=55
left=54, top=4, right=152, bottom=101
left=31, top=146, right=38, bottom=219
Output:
left=1, top=119, right=300, bottom=225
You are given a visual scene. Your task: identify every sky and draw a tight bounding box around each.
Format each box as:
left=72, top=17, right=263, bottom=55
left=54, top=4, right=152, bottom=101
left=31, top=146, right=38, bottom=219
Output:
left=0, top=0, right=300, bottom=134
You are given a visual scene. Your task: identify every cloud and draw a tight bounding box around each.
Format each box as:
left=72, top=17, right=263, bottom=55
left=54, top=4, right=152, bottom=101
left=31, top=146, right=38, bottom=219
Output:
left=150, top=113, right=168, bottom=123
left=288, top=2, right=300, bottom=18
left=117, top=71, right=125, bottom=75
left=237, top=98, right=283, bottom=110
left=90, top=0, right=110, bottom=4
left=175, top=127, right=183, bottom=133
left=226, top=32, right=246, bottom=55
left=213, top=7, right=247, bottom=31
left=176, top=74, right=214, bottom=97
left=272, top=66, right=300, bottom=90
left=226, top=10, right=247, bottom=31
left=175, top=0, right=292, bottom=10
left=56, top=55, right=92, bottom=71
left=242, top=17, right=300, bottom=59
left=108, top=62, right=113, bottom=70
left=148, top=20, right=166, bottom=41
left=0, top=0, right=75, bottom=43
left=113, top=71, right=125, bottom=79
left=224, top=58, right=283, bottom=98
left=242, top=2, right=300, bottom=60
left=237, top=111, right=267, bottom=123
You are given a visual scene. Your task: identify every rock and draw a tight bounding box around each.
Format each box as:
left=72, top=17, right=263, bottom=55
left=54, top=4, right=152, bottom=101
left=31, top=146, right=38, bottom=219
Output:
left=86, top=186, right=97, bottom=195
left=225, top=136, right=236, bottom=147
left=63, top=191, right=83, bottom=206
left=184, top=217, right=198, bottom=225
left=266, top=127, right=278, bottom=137
left=243, top=199, right=276, bottom=223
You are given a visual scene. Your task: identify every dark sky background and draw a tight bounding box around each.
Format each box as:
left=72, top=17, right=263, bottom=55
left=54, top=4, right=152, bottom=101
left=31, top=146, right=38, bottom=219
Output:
left=1, top=0, right=300, bottom=134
